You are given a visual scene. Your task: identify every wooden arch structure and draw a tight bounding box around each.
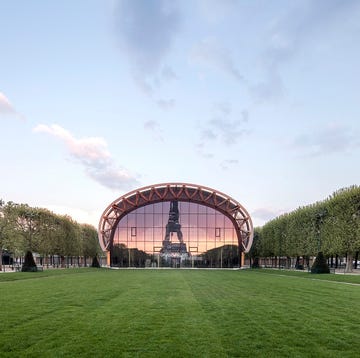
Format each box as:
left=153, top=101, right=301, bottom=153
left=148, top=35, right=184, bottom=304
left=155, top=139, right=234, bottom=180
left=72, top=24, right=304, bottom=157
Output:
left=98, top=183, right=254, bottom=259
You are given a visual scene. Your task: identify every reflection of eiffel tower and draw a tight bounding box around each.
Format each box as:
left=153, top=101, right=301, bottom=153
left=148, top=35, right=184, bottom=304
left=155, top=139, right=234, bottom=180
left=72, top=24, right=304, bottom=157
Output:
left=161, top=201, right=187, bottom=254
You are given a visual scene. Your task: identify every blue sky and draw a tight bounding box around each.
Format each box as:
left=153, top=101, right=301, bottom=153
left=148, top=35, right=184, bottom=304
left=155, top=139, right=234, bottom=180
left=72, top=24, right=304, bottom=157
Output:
left=1, top=0, right=359, bottom=228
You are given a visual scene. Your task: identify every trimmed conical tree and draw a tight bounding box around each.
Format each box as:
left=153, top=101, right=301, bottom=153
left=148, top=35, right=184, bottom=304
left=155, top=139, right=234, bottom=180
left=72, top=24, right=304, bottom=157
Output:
left=21, top=251, right=38, bottom=272
left=91, top=256, right=101, bottom=268
left=311, top=252, right=330, bottom=274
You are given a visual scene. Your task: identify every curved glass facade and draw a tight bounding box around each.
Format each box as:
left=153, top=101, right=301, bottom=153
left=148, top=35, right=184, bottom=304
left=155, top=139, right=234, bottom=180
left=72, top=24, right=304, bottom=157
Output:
left=111, top=200, right=240, bottom=268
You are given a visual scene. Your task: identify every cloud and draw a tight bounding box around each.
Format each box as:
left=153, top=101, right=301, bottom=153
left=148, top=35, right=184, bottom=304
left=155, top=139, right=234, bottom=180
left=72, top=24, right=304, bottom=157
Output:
left=214, top=101, right=231, bottom=116
left=190, top=38, right=244, bottom=81
left=115, top=0, right=180, bottom=93
left=144, top=120, right=159, bottom=131
left=201, top=129, right=217, bottom=141
left=0, top=92, right=23, bottom=119
left=251, top=0, right=360, bottom=103
left=200, top=103, right=249, bottom=146
left=195, top=143, right=214, bottom=159
left=156, top=98, right=175, bottom=110
left=161, top=65, right=178, bottom=81
left=33, top=124, right=139, bottom=190
left=209, top=118, right=249, bottom=145
left=293, top=122, right=360, bottom=157
left=249, top=71, right=284, bottom=103
left=144, top=120, right=163, bottom=141
left=265, top=1, right=359, bottom=70
left=220, top=159, right=239, bottom=170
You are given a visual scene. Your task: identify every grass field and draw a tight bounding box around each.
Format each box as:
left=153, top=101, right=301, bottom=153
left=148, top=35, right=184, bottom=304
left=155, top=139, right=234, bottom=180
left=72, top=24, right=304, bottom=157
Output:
left=0, top=268, right=359, bottom=357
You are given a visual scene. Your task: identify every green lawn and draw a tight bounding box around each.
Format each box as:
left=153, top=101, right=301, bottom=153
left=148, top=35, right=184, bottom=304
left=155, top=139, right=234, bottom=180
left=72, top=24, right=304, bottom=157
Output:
left=0, top=269, right=359, bottom=357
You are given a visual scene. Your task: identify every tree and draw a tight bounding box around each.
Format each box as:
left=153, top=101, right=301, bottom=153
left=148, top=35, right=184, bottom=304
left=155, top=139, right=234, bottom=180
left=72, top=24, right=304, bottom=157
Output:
left=81, top=224, right=100, bottom=259
left=13, top=204, right=41, bottom=252
left=0, top=201, right=25, bottom=268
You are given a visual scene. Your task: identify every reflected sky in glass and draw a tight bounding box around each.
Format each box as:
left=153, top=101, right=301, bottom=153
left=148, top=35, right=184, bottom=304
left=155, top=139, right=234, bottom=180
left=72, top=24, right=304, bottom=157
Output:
left=114, top=201, right=237, bottom=254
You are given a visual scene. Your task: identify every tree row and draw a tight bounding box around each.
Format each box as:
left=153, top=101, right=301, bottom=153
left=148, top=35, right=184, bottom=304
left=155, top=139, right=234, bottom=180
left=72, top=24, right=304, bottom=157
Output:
left=249, top=185, right=360, bottom=272
left=0, top=200, right=100, bottom=270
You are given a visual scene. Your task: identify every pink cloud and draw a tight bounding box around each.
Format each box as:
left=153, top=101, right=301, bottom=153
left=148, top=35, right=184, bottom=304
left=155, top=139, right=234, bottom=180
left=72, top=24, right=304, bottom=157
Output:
left=0, top=92, right=23, bottom=119
left=33, top=124, right=139, bottom=190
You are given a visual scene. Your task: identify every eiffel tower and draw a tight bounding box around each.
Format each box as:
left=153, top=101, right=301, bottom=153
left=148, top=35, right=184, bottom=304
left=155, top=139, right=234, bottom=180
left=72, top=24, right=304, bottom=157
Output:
left=161, top=201, right=187, bottom=254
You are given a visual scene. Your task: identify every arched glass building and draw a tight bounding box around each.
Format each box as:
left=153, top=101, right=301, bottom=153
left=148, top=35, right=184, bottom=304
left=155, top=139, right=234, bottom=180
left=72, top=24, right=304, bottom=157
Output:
left=98, top=183, right=254, bottom=268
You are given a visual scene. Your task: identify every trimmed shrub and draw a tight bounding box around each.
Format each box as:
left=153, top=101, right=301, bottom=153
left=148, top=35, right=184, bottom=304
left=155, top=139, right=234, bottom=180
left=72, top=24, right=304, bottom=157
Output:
left=91, top=256, right=101, bottom=268
left=311, top=252, right=330, bottom=274
left=21, top=251, right=37, bottom=272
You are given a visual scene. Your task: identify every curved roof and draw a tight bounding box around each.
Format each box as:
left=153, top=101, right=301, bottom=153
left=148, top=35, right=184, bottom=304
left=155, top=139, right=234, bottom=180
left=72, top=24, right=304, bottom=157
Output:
left=98, top=183, right=254, bottom=253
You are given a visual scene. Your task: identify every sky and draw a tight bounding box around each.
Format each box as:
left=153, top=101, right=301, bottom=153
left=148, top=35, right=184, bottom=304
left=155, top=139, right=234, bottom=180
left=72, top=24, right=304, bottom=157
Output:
left=1, top=0, right=360, bottom=229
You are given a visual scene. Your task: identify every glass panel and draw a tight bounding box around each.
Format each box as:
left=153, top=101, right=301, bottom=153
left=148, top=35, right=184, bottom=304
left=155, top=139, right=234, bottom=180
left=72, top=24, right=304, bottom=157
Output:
left=137, top=213, right=145, bottom=227
left=144, top=204, right=153, bottom=214
left=207, top=214, right=215, bottom=228
left=153, top=228, right=163, bottom=242
left=198, top=214, right=207, bottom=227
left=198, top=227, right=207, bottom=242
left=145, top=214, right=153, bottom=227
left=198, top=204, right=207, bottom=214
left=144, top=227, right=153, bottom=241
left=224, top=216, right=233, bottom=228
left=137, top=227, right=144, bottom=241
left=118, top=227, right=127, bottom=242
left=153, top=213, right=163, bottom=228
left=207, top=226, right=215, bottom=240
left=224, top=228, right=234, bottom=241
left=127, top=213, right=136, bottom=227
left=182, top=227, right=189, bottom=242
left=189, top=203, right=198, bottom=214
left=189, top=214, right=197, bottom=227
left=180, top=201, right=189, bottom=212
left=137, top=206, right=145, bottom=214
left=189, top=228, right=197, bottom=241
left=181, top=213, right=189, bottom=227
left=215, top=213, right=224, bottom=227
left=118, top=215, right=127, bottom=228
left=153, top=202, right=163, bottom=214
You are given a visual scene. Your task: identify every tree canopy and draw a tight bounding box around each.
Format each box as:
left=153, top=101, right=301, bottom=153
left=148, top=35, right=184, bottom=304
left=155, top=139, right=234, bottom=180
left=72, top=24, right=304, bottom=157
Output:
left=255, top=186, right=360, bottom=271
left=0, top=200, right=100, bottom=269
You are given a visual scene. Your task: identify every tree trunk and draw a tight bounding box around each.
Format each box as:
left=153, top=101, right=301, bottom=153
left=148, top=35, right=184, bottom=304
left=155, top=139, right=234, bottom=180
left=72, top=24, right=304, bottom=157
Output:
left=0, top=247, right=2, bottom=271
left=345, top=252, right=353, bottom=273
left=354, top=251, right=359, bottom=269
